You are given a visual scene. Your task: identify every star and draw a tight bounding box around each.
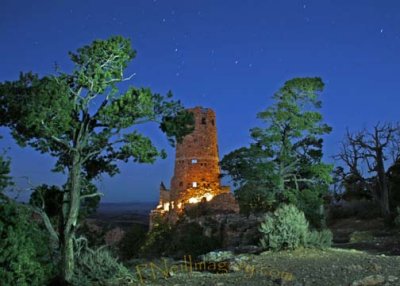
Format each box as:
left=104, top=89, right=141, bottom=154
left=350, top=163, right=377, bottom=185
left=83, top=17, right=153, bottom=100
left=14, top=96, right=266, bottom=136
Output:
left=234, top=60, right=239, bottom=65
left=174, top=48, right=178, bottom=52
left=380, top=28, right=384, bottom=33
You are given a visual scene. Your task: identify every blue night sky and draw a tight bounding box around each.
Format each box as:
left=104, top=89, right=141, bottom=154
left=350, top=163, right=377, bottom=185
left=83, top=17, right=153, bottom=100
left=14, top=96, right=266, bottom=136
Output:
left=1, top=0, right=399, bottom=202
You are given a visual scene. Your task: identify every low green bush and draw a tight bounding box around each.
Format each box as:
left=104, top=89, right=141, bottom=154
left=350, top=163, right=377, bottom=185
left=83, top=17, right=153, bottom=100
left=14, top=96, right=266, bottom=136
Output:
left=259, top=204, right=309, bottom=251
left=118, top=224, right=147, bottom=260
left=72, top=238, right=136, bottom=286
left=139, top=217, right=220, bottom=259
left=0, top=201, right=56, bottom=286
left=259, top=204, right=332, bottom=251
left=306, top=229, right=333, bottom=248
left=167, top=222, right=221, bottom=258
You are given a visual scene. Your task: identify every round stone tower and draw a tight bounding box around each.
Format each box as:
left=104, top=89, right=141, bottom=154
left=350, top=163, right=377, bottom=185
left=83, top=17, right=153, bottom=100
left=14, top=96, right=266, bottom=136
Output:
left=170, top=107, right=221, bottom=202
left=149, top=106, right=238, bottom=229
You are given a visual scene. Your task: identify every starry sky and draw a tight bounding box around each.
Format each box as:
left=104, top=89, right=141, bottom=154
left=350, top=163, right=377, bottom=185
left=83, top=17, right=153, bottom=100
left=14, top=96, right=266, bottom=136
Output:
left=1, top=0, right=400, bottom=202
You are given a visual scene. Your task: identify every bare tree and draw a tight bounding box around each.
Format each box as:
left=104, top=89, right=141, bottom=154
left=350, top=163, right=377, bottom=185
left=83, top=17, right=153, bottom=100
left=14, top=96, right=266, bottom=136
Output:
left=335, top=123, right=400, bottom=218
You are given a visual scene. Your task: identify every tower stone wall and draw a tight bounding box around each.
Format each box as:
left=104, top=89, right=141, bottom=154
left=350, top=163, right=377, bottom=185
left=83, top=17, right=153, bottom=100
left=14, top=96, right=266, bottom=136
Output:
left=170, top=107, right=221, bottom=201
left=150, top=106, right=238, bottom=228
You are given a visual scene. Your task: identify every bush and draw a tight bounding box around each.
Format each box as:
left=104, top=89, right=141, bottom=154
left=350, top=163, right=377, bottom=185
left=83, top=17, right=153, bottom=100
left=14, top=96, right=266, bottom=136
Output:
left=327, top=199, right=381, bottom=222
left=259, top=204, right=309, bottom=251
left=118, top=224, right=147, bottom=260
left=0, top=201, right=55, bottom=286
left=259, top=204, right=332, bottom=251
left=72, top=238, right=136, bottom=286
left=167, top=222, right=221, bottom=258
left=140, top=218, right=220, bottom=259
left=139, top=216, right=173, bottom=258
left=306, top=229, right=332, bottom=248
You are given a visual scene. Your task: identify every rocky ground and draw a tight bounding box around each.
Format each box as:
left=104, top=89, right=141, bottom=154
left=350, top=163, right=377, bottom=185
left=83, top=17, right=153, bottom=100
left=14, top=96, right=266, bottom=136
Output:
left=124, top=217, right=400, bottom=286
left=128, top=248, right=400, bottom=286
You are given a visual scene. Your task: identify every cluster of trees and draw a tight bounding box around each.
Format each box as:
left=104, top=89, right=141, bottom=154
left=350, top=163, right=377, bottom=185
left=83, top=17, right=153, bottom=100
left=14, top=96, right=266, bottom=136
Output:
left=0, top=36, right=194, bottom=284
left=220, top=77, right=400, bottom=227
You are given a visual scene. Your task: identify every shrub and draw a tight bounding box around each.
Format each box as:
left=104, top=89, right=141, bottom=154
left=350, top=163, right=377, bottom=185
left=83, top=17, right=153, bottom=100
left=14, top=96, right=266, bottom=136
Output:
left=167, top=222, right=221, bottom=258
left=139, top=216, right=173, bottom=258
left=259, top=204, right=332, bottom=251
left=72, top=238, right=136, bottom=286
left=259, top=204, right=309, bottom=251
left=140, top=218, right=220, bottom=259
left=118, top=224, right=147, bottom=260
left=327, top=199, right=381, bottom=222
left=306, top=229, right=332, bottom=248
left=0, top=201, right=56, bottom=286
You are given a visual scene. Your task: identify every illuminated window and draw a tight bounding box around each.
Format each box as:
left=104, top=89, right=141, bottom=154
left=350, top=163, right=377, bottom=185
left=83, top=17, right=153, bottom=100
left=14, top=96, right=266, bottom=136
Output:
left=192, top=182, right=198, bottom=188
left=191, top=159, right=197, bottom=164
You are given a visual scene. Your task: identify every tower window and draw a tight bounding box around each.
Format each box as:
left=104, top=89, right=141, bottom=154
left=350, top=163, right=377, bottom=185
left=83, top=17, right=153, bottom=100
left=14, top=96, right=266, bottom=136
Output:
left=191, top=159, right=198, bottom=164
left=192, top=182, right=198, bottom=188
left=211, top=119, right=215, bottom=126
left=179, top=181, right=183, bottom=187
left=201, top=117, right=206, bottom=124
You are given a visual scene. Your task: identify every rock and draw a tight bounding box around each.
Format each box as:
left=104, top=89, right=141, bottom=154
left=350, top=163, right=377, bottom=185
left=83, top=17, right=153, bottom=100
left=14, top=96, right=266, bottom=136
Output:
left=351, top=275, right=385, bottom=286
left=387, top=276, right=398, bottom=283
left=198, top=250, right=234, bottom=262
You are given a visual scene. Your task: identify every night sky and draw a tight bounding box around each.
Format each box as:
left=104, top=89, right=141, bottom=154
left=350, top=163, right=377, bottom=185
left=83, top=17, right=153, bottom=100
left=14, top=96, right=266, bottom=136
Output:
left=1, top=0, right=399, bottom=202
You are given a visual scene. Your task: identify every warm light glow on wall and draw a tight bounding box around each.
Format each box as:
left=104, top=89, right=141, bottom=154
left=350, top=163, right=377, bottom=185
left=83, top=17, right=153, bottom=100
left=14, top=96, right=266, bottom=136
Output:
left=163, top=202, right=170, bottom=211
left=187, top=193, right=214, bottom=204
left=204, top=193, right=213, bottom=201
left=188, top=197, right=200, bottom=204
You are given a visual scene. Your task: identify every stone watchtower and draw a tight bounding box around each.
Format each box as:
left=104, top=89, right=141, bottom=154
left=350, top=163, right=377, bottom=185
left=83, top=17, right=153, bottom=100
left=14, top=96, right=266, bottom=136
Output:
left=150, top=107, right=238, bottom=227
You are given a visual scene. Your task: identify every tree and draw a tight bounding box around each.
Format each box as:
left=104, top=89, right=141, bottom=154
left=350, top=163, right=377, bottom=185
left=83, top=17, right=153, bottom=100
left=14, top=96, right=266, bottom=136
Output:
left=336, top=123, right=400, bottom=218
left=0, top=137, right=13, bottom=194
left=221, top=77, right=332, bottom=226
left=0, top=36, right=194, bottom=282
left=0, top=154, right=12, bottom=194
left=0, top=201, right=56, bottom=285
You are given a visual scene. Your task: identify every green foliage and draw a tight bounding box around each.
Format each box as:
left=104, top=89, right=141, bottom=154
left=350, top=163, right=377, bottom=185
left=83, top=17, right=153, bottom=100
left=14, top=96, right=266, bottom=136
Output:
left=327, top=199, right=381, bottom=221
left=118, top=224, right=147, bottom=260
left=167, top=222, right=221, bottom=258
left=221, top=77, right=332, bottom=225
left=259, top=204, right=332, bottom=251
left=29, top=184, right=63, bottom=218
left=0, top=201, right=55, bottom=285
left=259, top=204, right=309, bottom=251
left=29, top=182, right=100, bottom=222
left=140, top=218, right=220, bottom=259
left=72, top=239, right=136, bottom=286
left=0, top=152, right=13, bottom=192
left=306, top=229, right=333, bottom=249
left=0, top=35, right=194, bottom=281
left=139, top=216, right=173, bottom=258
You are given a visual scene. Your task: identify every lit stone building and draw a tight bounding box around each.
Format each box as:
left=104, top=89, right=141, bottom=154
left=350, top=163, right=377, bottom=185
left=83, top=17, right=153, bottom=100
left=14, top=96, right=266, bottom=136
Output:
left=150, top=107, right=238, bottom=228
